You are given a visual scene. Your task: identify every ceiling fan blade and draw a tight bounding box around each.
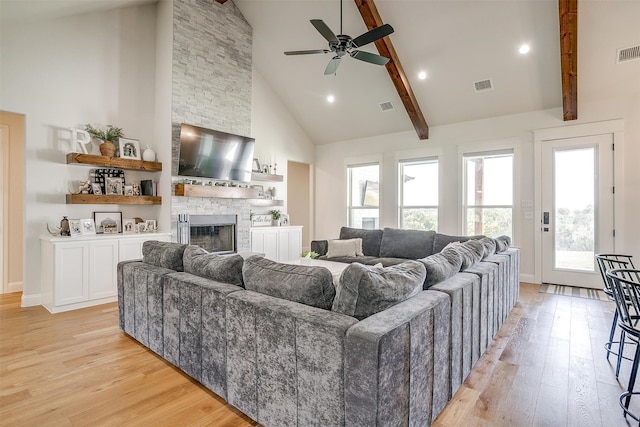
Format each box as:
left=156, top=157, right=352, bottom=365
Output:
left=310, top=19, right=338, bottom=43
left=324, top=57, right=341, bottom=75
left=351, top=23, right=394, bottom=48
left=350, top=50, right=390, bottom=66
left=284, top=49, right=330, bottom=56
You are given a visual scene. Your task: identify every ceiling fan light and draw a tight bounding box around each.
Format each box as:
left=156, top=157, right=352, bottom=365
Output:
left=327, top=94, right=335, bottom=103
left=418, top=71, right=427, bottom=80
left=519, top=44, right=530, bottom=55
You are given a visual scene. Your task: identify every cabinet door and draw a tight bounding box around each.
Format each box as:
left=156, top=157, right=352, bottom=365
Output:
left=119, top=235, right=171, bottom=261
left=54, top=242, right=89, bottom=306
left=278, top=228, right=302, bottom=262
left=89, top=240, right=118, bottom=299
left=251, top=229, right=279, bottom=261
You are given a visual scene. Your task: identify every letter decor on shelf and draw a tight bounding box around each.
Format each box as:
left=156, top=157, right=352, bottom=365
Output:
left=70, top=128, right=92, bottom=154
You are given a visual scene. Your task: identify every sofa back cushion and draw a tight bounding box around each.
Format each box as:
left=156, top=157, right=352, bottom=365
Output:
left=339, top=227, right=383, bottom=257
left=494, top=235, right=512, bottom=252
left=242, top=256, right=336, bottom=310
left=419, top=247, right=463, bottom=289
left=142, top=240, right=187, bottom=271
left=379, top=228, right=436, bottom=259
left=432, top=233, right=484, bottom=254
left=478, top=237, right=497, bottom=259
left=332, top=260, right=425, bottom=320
left=451, top=239, right=485, bottom=270
left=182, top=245, right=244, bottom=287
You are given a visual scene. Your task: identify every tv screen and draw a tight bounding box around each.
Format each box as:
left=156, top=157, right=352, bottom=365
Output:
left=177, top=124, right=255, bottom=182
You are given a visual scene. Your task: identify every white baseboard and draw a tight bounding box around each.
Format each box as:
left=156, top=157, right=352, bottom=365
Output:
left=8, top=281, right=23, bottom=293
left=520, top=273, right=536, bottom=284
left=21, top=293, right=41, bottom=307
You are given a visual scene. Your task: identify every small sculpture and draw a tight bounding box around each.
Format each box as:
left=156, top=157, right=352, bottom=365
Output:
left=47, top=216, right=71, bottom=236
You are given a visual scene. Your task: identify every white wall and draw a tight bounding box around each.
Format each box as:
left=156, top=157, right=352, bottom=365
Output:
left=0, top=4, right=159, bottom=304
left=314, top=94, right=640, bottom=281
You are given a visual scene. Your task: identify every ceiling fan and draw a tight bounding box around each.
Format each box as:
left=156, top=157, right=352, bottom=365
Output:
left=284, top=0, right=394, bottom=75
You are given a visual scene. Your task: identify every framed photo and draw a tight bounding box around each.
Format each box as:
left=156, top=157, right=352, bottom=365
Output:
left=132, top=183, right=140, bottom=196
left=78, top=181, right=91, bottom=194
left=69, top=219, right=82, bottom=237
left=80, top=218, right=96, bottom=235
left=251, top=214, right=272, bottom=227
left=105, top=177, right=123, bottom=195
left=123, top=218, right=135, bottom=233
left=145, top=219, right=157, bottom=232
left=252, top=158, right=261, bottom=172
left=280, top=213, right=290, bottom=226
left=136, top=222, right=147, bottom=233
left=94, top=211, right=122, bottom=234
left=119, top=138, right=141, bottom=160
left=251, top=184, right=264, bottom=198
left=91, top=183, right=103, bottom=195
left=124, top=185, right=134, bottom=196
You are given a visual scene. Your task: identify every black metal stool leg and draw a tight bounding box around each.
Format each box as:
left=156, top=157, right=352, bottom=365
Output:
left=608, top=310, right=619, bottom=362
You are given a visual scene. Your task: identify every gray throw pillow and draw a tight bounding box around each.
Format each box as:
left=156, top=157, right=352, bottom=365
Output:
left=339, top=226, right=384, bottom=257
left=419, top=247, right=463, bottom=289
left=379, top=228, right=436, bottom=259
left=183, top=245, right=244, bottom=286
left=242, top=256, right=336, bottom=310
left=478, top=237, right=497, bottom=259
left=494, top=235, right=511, bottom=252
left=142, top=240, right=187, bottom=271
left=332, top=261, right=426, bottom=320
left=453, top=239, right=485, bottom=270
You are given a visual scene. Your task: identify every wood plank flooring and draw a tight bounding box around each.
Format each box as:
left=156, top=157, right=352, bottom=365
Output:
left=0, top=283, right=637, bottom=426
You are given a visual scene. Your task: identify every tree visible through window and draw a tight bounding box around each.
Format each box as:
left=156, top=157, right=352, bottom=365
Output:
left=399, top=158, right=438, bottom=231
left=347, top=163, right=379, bottom=229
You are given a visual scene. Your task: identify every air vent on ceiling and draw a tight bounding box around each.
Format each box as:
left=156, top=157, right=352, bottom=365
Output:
left=617, top=44, right=640, bottom=63
left=379, top=101, right=394, bottom=112
left=474, top=78, right=494, bottom=92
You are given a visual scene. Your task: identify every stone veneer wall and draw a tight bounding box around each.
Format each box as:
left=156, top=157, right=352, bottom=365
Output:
left=170, top=0, right=253, bottom=251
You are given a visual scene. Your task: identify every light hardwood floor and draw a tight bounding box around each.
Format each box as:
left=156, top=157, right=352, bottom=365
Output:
left=0, top=284, right=637, bottom=426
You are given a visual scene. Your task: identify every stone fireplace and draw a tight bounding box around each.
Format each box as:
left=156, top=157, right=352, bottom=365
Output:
left=177, top=213, right=237, bottom=253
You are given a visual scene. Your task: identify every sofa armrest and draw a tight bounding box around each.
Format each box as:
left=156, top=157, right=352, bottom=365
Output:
left=344, top=290, right=451, bottom=426
left=310, top=239, right=328, bottom=256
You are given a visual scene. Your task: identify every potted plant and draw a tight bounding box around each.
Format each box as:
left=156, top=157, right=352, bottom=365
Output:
left=84, top=124, right=124, bottom=157
left=269, top=209, right=281, bottom=226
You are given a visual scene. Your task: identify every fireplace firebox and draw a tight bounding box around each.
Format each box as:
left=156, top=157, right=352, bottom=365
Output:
left=177, top=214, right=236, bottom=254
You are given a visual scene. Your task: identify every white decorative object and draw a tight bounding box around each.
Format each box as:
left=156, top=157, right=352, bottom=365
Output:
left=142, top=145, right=156, bottom=162
left=70, top=128, right=92, bottom=154
left=251, top=214, right=272, bottom=227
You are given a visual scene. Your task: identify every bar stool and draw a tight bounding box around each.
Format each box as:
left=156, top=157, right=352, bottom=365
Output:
left=596, top=254, right=636, bottom=376
left=607, top=268, right=640, bottom=422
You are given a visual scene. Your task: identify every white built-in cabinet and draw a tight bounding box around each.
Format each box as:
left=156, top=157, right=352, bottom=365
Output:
left=40, top=233, right=170, bottom=313
left=250, top=226, right=302, bottom=262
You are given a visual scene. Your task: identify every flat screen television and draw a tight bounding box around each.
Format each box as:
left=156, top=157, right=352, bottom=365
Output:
left=177, top=123, right=255, bottom=182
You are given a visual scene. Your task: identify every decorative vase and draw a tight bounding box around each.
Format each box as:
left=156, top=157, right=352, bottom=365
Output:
left=142, top=145, right=156, bottom=162
left=272, top=219, right=280, bottom=227
left=99, top=140, right=116, bottom=157
left=60, top=216, right=71, bottom=236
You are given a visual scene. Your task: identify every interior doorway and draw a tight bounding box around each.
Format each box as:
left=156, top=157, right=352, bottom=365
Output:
left=0, top=111, right=25, bottom=294
left=287, top=161, right=312, bottom=251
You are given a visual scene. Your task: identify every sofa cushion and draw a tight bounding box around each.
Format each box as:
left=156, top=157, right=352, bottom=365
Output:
left=452, top=240, right=485, bottom=271
left=494, top=235, right=512, bottom=252
left=432, top=233, right=484, bottom=254
left=142, top=240, right=187, bottom=271
left=478, top=237, right=497, bottom=259
left=182, top=245, right=244, bottom=287
left=339, top=227, right=383, bottom=257
left=332, top=260, right=425, bottom=320
left=419, top=247, right=463, bottom=289
left=242, top=256, right=336, bottom=310
left=379, top=228, right=436, bottom=259
left=327, top=238, right=363, bottom=258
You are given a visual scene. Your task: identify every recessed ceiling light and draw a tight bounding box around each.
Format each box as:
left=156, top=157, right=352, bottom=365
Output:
left=519, top=44, right=530, bottom=55
left=418, top=70, right=427, bottom=80
left=327, top=94, right=335, bottom=103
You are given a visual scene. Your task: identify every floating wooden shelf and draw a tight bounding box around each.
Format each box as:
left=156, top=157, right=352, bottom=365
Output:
left=174, top=184, right=259, bottom=199
left=66, top=194, right=162, bottom=205
left=66, top=153, right=162, bottom=172
left=249, top=199, right=284, bottom=207
left=251, top=171, right=283, bottom=182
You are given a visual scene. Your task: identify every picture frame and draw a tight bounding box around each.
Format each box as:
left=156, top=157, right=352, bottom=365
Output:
left=250, top=184, right=264, bottom=198
left=80, top=218, right=96, bottom=235
left=252, top=158, right=261, bottom=172
left=136, top=222, right=147, bottom=233
left=69, top=219, right=82, bottom=237
left=118, top=138, right=141, bottom=160
left=91, top=183, right=103, bottom=195
left=280, top=213, right=290, bottom=226
left=145, top=219, right=157, bottom=232
left=132, top=183, right=140, bottom=196
left=94, top=211, right=122, bottom=234
left=105, top=177, right=123, bottom=195
left=124, top=185, right=134, bottom=196
left=123, top=218, right=135, bottom=233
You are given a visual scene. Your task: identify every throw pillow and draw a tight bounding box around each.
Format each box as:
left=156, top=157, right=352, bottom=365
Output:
left=494, top=235, right=512, bottom=252
left=419, top=247, right=463, bottom=289
left=142, top=240, right=187, bottom=271
left=332, top=260, right=426, bottom=320
left=183, top=245, right=244, bottom=287
left=453, top=239, right=485, bottom=270
left=242, top=256, right=336, bottom=310
left=478, top=237, right=497, bottom=259
left=327, top=238, right=363, bottom=258
left=379, top=228, right=436, bottom=259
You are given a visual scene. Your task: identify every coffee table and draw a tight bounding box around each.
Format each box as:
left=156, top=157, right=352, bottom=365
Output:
left=285, top=258, right=349, bottom=286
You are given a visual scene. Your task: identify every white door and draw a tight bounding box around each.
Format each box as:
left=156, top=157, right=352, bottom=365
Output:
left=540, top=134, right=614, bottom=288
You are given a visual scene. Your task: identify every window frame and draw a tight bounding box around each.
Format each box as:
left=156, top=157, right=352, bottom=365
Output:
left=398, top=157, right=439, bottom=231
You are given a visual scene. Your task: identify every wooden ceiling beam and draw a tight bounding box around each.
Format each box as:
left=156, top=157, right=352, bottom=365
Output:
left=559, top=0, right=578, bottom=120
left=354, top=0, right=429, bottom=139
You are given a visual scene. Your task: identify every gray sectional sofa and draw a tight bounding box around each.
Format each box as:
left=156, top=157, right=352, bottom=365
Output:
left=118, top=229, right=520, bottom=427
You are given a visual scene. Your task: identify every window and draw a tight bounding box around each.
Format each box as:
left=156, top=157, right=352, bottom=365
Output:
left=347, top=163, right=379, bottom=229
left=463, top=151, right=513, bottom=237
left=399, top=158, right=438, bottom=231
